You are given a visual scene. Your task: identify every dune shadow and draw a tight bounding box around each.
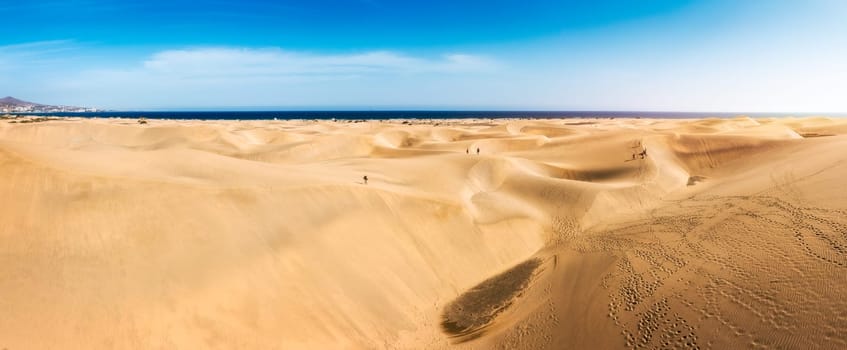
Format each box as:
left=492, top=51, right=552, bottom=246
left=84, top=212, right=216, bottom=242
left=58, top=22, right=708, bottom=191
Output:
left=440, top=258, right=542, bottom=343
left=687, top=175, right=707, bottom=186
left=799, top=132, right=835, bottom=138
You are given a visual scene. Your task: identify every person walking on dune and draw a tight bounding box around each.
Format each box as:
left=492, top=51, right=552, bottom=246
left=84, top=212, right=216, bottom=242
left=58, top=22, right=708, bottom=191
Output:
left=476, top=147, right=480, bottom=155
left=363, top=175, right=368, bottom=185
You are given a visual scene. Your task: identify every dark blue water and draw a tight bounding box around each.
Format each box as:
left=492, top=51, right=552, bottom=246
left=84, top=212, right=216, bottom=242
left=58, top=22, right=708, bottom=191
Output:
left=20, top=110, right=752, bottom=120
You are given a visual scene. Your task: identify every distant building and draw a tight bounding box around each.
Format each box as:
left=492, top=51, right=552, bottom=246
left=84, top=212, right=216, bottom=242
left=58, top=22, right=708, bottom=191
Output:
left=0, top=96, right=99, bottom=113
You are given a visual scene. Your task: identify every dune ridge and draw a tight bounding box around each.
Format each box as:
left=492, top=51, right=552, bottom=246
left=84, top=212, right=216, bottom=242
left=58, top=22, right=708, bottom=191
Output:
left=1, top=116, right=846, bottom=349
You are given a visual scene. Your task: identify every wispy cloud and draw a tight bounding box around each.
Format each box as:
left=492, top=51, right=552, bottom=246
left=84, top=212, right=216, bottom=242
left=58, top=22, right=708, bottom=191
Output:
left=138, top=47, right=500, bottom=79
left=0, top=40, right=80, bottom=72
left=0, top=39, right=75, bottom=57
left=32, top=46, right=502, bottom=108
left=0, top=39, right=75, bottom=51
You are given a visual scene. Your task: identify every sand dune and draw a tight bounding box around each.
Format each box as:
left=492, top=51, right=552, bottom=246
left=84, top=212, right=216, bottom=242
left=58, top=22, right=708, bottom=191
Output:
left=1, top=116, right=846, bottom=349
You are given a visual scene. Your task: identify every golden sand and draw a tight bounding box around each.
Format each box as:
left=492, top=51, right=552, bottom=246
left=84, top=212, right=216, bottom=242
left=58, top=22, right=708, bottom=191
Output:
left=1, top=116, right=846, bottom=349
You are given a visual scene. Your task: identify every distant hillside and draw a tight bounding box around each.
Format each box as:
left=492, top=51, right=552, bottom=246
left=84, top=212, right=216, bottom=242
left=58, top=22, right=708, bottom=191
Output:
left=1, top=96, right=97, bottom=113
left=0, top=96, right=40, bottom=106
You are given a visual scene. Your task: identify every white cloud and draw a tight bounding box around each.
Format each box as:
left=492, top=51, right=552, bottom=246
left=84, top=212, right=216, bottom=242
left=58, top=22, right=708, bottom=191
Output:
left=0, top=39, right=75, bottom=51
left=37, top=47, right=502, bottom=108
left=0, top=40, right=77, bottom=61
left=137, top=47, right=500, bottom=79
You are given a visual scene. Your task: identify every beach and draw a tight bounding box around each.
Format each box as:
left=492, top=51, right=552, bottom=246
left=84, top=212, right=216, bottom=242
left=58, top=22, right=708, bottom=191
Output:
left=1, top=116, right=846, bottom=349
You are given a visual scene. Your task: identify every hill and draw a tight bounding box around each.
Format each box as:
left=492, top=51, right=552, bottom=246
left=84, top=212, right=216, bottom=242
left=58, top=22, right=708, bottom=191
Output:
left=0, top=96, right=96, bottom=113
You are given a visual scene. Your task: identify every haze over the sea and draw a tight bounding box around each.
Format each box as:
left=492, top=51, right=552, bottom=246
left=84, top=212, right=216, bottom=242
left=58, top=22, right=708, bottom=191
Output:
left=1, top=0, right=845, bottom=112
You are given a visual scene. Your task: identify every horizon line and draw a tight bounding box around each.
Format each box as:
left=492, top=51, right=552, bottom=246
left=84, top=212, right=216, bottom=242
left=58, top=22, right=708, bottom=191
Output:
left=16, top=109, right=847, bottom=116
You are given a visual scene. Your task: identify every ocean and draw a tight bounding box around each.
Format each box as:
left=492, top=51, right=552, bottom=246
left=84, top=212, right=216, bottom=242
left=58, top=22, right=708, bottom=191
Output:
left=18, top=110, right=765, bottom=120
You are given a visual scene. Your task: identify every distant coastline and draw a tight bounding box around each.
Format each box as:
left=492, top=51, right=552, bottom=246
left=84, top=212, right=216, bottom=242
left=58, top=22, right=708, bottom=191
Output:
left=10, top=110, right=841, bottom=121
left=0, top=96, right=99, bottom=113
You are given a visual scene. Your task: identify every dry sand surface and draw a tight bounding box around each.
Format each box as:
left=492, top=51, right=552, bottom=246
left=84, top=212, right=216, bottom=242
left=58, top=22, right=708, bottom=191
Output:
left=1, top=116, right=847, bottom=349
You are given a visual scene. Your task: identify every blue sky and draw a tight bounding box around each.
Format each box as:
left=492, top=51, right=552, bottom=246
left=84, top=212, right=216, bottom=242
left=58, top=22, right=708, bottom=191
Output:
left=1, top=0, right=846, bottom=111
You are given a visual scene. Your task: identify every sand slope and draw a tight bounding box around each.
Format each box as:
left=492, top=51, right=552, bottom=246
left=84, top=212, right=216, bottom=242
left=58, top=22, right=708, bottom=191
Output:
left=1, top=116, right=846, bottom=349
